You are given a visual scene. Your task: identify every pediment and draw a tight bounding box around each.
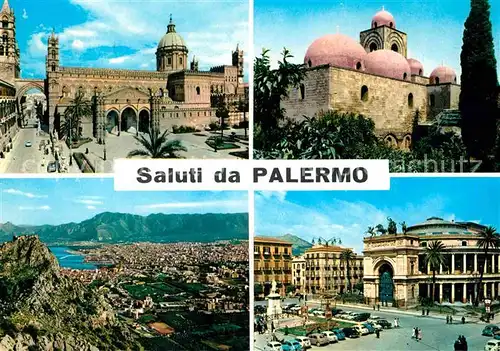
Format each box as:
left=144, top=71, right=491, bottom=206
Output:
left=103, top=87, right=151, bottom=101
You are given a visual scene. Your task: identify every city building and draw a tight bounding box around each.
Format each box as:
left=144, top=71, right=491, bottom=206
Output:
left=0, top=78, right=17, bottom=155
left=292, top=255, right=306, bottom=294
left=282, top=8, right=464, bottom=149
left=363, top=217, right=500, bottom=307
left=303, top=244, right=364, bottom=295
left=254, top=236, right=293, bottom=297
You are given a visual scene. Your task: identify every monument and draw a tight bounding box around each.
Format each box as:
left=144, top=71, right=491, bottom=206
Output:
left=267, top=280, right=282, bottom=318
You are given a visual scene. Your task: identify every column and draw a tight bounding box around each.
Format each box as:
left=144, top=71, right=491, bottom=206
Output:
left=463, top=253, right=467, bottom=273
left=427, top=284, right=431, bottom=298
left=451, top=283, right=455, bottom=303
left=474, top=254, right=478, bottom=272
left=451, top=254, right=455, bottom=274
left=463, top=283, right=467, bottom=303
left=493, top=255, right=496, bottom=274
left=484, top=283, right=488, bottom=298
left=497, top=255, right=500, bottom=274
left=484, top=255, right=488, bottom=274
left=439, top=283, right=443, bottom=303
left=427, top=263, right=431, bottom=274
left=439, top=263, right=443, bottom=274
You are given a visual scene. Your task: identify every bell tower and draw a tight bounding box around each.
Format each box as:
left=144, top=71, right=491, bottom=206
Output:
left=46, top=31, right=60, bottom=133
left=0, top=0, right=20, bottom=83
left=232, top=44, right=244, bottom=84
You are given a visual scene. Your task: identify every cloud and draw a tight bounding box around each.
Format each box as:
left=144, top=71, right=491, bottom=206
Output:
left=19, top=205, right=51, bottom=211
left=86, top=205, right=97, bottom=210
left=71, top=39, right=85, bottom=51
left=22, top=9, right=28, bottom=20
left=79, top=196, right=104, bottom=200
left=3, top=188, right=47, bottom=198
left=258, top=191, right=287, bottom=202
left=135, top=200, right=248, bottom=212
left=74, top=199, right=103, bottom=205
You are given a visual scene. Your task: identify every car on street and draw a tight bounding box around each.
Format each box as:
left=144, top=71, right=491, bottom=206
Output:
left=308, top=333, right=329, bottom=346
left=342, top=327, right=360, bottom=338
left=362, top=322, right=376, bottom=334
left=47, top=161, right=58, bottom=173
left=321, top=331, right=338, bottom=343
left=265, top=341, right=282, bottom=351
left=281, top=340, right=303, bottom=351
left=314, top=310, right=326, bottom=318
left=255, top=305, right=265, bottom=314
left=24, top=141, right=32, bottom=147
left=331, top=308, right=343, bottom=316
left=353, top=324, right=369, bottom=335
left=332, top=328, right=346, bottom=341
left=485, top=339, right=500, bottom=351
left=377, top=319, right=392, bottom=329
left=483, top=325, right=500, bottom=337
left=295, top=336, right=311, bottom=349
left=366, top=321, right=383, bottom=331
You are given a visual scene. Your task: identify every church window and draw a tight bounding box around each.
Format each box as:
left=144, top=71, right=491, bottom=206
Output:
left=390, top=22, right=394, bottom=28
left=419, top=69, right=423, bottom=75
left=374, top=22, right=378, bottom=28
left=51, top=63, right=56, bottom=72
left=361, top=85, right=369, bottom=102
left=180, top=57, right=183, bottom=65
left=307, top=59, right=312, bottom=67
left=461, top=241, right=467, bottom=247
left=300, top=84, right=305, bottom=100
left=196, top=86, right=200, bottom=95
left=1, top=21, right=7, bottom=29
left=435, top=77, right=440, bottom=84
left=369, top=43, right=377, bottom=52
left=167, top=57, right=172, bottom=65
left=0, top=46, right=3, bottom=56
left=384, top=135, right=397, bottom=148
left=51, top=50, right=56, bottom=60
left=391, top=43, right=399, bottom=53
left=454, top=77, right=457, bottom=83
left=356, top=62, right=362, bottom=70
left=408, top=93, right=414, bottom=108
left=403, top=72, right=408, bottom=80
left=430, top=94, right=435, bottom=107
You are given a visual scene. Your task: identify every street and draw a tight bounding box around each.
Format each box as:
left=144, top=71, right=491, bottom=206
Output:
left=254, top=303, right=493, bottom=350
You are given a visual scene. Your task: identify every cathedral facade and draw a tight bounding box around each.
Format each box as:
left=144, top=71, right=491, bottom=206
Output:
left=282, top=9, right=461, bottom=149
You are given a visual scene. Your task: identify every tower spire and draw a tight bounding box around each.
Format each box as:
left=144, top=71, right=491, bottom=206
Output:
left=167, top=14, right=176, bottom=33
left=1, top=0, right=10, bottom=13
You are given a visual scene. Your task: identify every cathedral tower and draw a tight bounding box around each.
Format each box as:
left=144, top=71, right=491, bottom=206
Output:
left=232, top=44, right=244, bottom=84
left=46, top=32, right=60, bottom=133
left=156, top=15, right=188, bottom=72
left=360, top=8, right=408, bottom=58
left=0, top=0, right=20, bottom=83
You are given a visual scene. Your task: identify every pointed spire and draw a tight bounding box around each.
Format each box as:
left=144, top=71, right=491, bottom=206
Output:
left=169, top=13, right=173, bottom=24
left=1, top=0, right=10, bottom=13
left=167, top=14, right=176, bottom=33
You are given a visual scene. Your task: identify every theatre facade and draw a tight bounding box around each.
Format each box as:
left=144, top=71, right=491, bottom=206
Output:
left=363, top=217, right=500, bottom=307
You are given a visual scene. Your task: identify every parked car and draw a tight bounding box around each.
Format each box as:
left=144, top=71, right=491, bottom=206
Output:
left=362, top=322, right=375, bottom=334
left=295, top=336, right=311, bottom=349
left=353, top=324, right=369, bottom=335
left=483, top=326, right=500, bottom=337
left=332, top=328, right=346, bottom=341
left=331, top=308, right=343, bottom=316
left=265, top=341, right=282, bottom=351
left=308, top=333, right=329, bottom=346
left=342, top=327, right=360, bottom=338
left=485, top=339, right=500, bottom=351
left=377, top=319, right=392, bottom=329
left=281, top=340, right=303, bottom=351
left=314, top=310, right=326, bottom=318
left=321, top=331, right=338, bottom=343
left=47, top=161, right=58, bottom=173
left=24, top=141, right=32, bottom=147
left=366, top=321, right=383, bottom=331
left=353, top=313, right=371, bottom=322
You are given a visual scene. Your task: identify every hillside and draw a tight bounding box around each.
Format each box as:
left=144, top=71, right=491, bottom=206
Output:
left=0, top=212, right=248, bottom=245
left=279, top=234, right=312, bottom=256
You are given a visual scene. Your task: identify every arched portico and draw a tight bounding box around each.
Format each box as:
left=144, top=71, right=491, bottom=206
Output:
left=138, top=109, right=150, bottom=132
left=106, top=110, right=119, bottom=133
left=120, top=107, right=137, bottom=133
left=378, top=263, right=394, bottom=304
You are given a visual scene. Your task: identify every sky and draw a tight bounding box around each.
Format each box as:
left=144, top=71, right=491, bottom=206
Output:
left=11, top=0, right=249, bottom=80
left=0, top=178, right=247, bottom=225
left=254, top=0, right=500, bottom=81
left=255, top=177, right=500, bottom=255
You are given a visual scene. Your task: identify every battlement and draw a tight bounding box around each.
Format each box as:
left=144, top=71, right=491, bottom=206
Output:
left=60, top=67, right=168, bottom=79
left=209, top=65, right=235, bottom=73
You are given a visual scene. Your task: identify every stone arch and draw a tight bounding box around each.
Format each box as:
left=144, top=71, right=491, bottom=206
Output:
left=429, top=94, right=435, bottom=107
left=361, top=85, right=369, bottom=102
left=15, top=81, right=45, bottom=101
left=106, top=109, right=119, bottom=133
left=408, top=93, right=414, bottom=108
left=120, top=107, right=137, bottom=133
left=387, top=33, right=405, bottom=54
left=138, top=109, right=150, bottom=133
left=402, top=134, right=412, bottom=150
left=356, top=61, right=362, bottom=70
left=378, top=263, right=394, bottom=304
left=391, top=43, right=399, bottom=53
left=364, top=32, right=384, bottom=52
left=384, top=134, right=398, bottom=148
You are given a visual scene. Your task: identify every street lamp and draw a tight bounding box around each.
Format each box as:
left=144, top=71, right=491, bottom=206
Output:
left=69, top=116, right=72, bottom=166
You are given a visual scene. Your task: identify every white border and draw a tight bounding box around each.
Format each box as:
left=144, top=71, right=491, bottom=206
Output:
left=248, top=0, right=254, bottom=161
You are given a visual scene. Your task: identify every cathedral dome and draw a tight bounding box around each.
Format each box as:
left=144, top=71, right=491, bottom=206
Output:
left=364, top=49, right=411, bottom=80
left=407, top=58, right=424, bottom=76
left=430, top=65, right=457, bottom=84
left=304, top=33, right=367, bottom=70
left=372, top=9, right=396, bottom=29
left=157, top=17, right=187, bottom=50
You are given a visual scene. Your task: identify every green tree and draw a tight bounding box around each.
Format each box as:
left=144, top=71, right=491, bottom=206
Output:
left=61, top=91, right=92, bottom=141
left=475, top=226, right=500, bottom=306
left=215, top=95, right=230, bottom=139
left=127, top=128, right=187, bottom=159
left=424, top=241, right=446, bottom=303
left=460, top=0, right=499, bottom=162
left=233, top=97, right=249, bottom=138
left=387, top=217, right=397, bottom=234
left=340, top=249, right=354, bottom=293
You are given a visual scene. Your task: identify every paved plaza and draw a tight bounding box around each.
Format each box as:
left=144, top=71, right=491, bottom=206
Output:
left=254, top=301, right=496, bottom=351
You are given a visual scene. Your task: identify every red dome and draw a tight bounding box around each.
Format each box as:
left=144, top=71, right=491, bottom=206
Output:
left=430, top=65, right=457, bottom=84
left=304, top=33, right=367, bottom=70
left=407, top=58, right=424, bottom=76
left=372, top=10, right=396, bottom=29
left=364, top=50, right=411, bottom=80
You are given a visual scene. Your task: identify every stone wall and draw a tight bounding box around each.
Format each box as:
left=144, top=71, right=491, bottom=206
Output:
left=426, top=83, right=461, bottom=121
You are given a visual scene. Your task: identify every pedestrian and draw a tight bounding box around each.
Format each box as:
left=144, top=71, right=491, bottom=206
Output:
left=412, top=327, right=417, bottom=339
left=373, top=305, right=376, bottom=310
left=461, top=316, right=465, bottom=324
left=418, top=328, right=422, bottom=341
left=397, top=318, right=400, bottom=328
left=446, top=315, right=449, bottom=324
left=450, top=315, right=453, bottom=324
left=394, top=317, right=398, bottom=328
left=376, top=328, right=380, bottom=338
left=422, top=308, right=425, bottom=316
left=377, top=304, right=380, bottom=311
left=426, top=308, right=430, bottom=316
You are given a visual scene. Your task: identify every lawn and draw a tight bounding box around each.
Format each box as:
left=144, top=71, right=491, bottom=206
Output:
left=279, top=320, right=356, bottom=336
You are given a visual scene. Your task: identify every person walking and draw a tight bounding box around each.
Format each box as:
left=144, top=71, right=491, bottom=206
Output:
left=376, top=328, right=380, bottom=339
left=418, top=328, right=422, bottom=341
left=450, top=315, right=453, bottom=324
left=412, top=327, right=417, bottom=340
left=394, top=317, right=398, bottom=328
left=446, top=315, right=449, bottom=324
left=461, top=316, right=466, bottom=324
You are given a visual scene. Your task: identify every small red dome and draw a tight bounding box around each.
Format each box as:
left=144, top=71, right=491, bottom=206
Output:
left=372, top=10, right=396, bottom=29
left=364, top=50, right=411, bottom=80
left=407, top=58, right=424, bottom=76
left=430, top=65, right=457, bottom=84
left=304, top=33, right=367, bottom=70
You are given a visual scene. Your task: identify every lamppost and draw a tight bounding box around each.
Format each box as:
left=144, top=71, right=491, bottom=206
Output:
left=68, top=116, right=72, bottom=166
left=100, top=96, right=107, bottom=161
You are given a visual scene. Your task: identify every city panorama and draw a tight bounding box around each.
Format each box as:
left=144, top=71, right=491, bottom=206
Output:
left=253, top=178, right=500, bottom=350
left=0, top=0, right=249, bottom=174
left=0, top=179, right=250, bottom=350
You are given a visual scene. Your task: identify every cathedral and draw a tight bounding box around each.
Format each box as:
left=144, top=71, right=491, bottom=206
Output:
left=282, top=8, right=461, bottom=149
left=0, top=0, right=247, bottom=143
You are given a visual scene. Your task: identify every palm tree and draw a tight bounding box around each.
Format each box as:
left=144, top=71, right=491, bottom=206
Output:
left=61, top=91, right=92, bottom=141
left=475, top=226, right=500, bottom=306
left=424, top=240, right=446, bottom=303
left=127, top=127, right=187, bottom=159
left=340, top=249, right=354, bottom=293
left=216, top=95, right=229, bottom=139
left=233, top=97, right=249, bottom=138
left=366, top=226, right=376, bottom=238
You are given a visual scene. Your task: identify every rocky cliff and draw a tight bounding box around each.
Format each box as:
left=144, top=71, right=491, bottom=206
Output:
left=0, top=236, right=144, bottom=351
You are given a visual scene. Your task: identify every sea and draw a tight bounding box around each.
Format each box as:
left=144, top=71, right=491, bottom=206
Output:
left=49, top=246, right=98, bottom=270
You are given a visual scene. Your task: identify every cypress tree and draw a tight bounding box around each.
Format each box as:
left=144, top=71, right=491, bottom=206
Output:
left=459, top=0, right=499, bottom=161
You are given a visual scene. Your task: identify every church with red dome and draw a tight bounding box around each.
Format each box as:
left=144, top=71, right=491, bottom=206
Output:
left=283, top=8, right=461, bottom=149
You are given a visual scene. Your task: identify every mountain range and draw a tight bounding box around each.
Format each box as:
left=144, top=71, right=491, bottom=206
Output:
left=0, top=212, right=248, bottom=245
left=276, top=234, right=312, bottom=255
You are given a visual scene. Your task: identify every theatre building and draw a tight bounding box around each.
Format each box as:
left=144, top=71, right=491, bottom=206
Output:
left=363, top=217, right=500, bottom=307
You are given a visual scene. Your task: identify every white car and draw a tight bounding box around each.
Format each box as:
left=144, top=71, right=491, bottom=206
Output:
left=369, top=322, right=383, bottom=331
left=313, top=310, right=326, bottom=318
left=321, top=331, right=338, bottom=343
left=295, top=336, right=311, bottom=349
left=353, top=324, right=369, bottom=335
left=485, top=339, right=500, bottom=351
left=265, top=341, right=282, bottom=351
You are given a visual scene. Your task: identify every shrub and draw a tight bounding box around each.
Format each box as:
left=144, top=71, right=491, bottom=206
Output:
left=172, top=125, right=197, bottom=134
